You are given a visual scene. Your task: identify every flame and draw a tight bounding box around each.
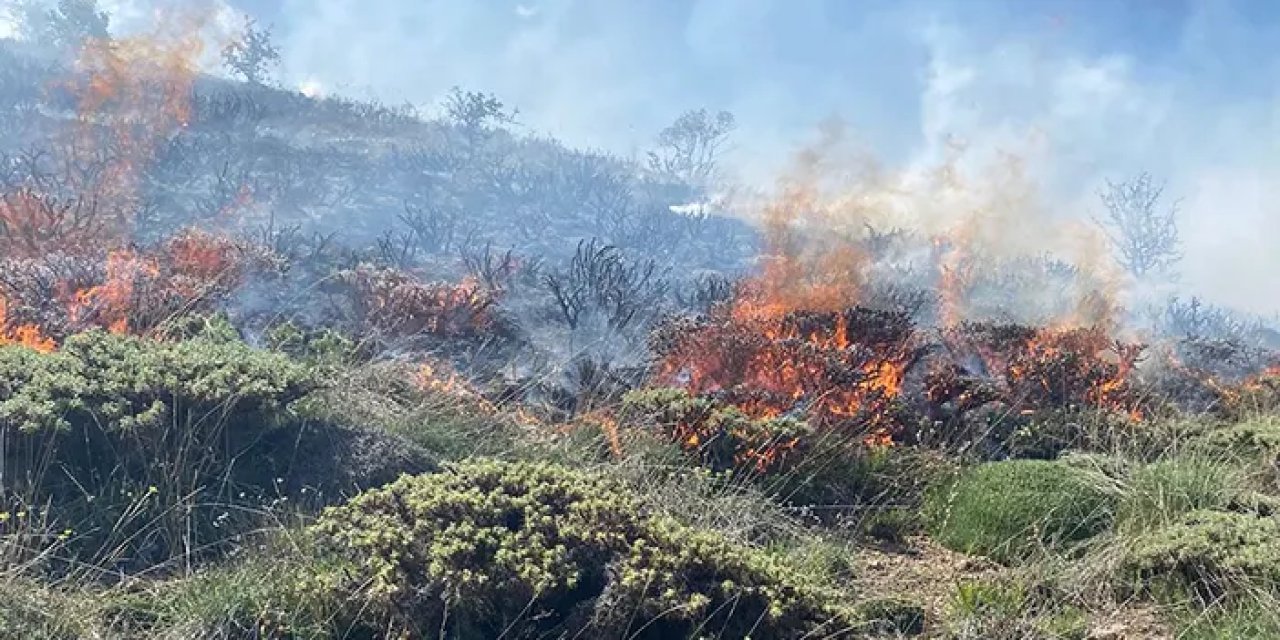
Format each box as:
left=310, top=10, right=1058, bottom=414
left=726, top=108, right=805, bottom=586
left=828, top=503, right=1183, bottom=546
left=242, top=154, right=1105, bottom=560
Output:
left=655, top=307, right=916, bottom=441
left=0, top=297, right=57, bottom=353
left=59, top=18, right=204, bottom=243
left=67, top=249, right=160, bottom=334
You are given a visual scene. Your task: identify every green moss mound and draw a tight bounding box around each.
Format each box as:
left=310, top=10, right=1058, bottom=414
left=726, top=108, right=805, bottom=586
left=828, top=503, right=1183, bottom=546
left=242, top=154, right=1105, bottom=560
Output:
left=311, top=459, right=857, bottom=639
left=924, top=460, right=1114, bottom=563
left=1124, top=510, right=1280, bottom=603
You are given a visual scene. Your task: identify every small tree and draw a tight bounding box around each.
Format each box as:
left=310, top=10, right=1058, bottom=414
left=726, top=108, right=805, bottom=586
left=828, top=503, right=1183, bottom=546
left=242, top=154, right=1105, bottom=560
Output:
left=17, top=0, right=109, bottom=50
left=442, top=87, right=517, bottom=148
left=1097, top=172, right=1181, bottom=279
left=647, top=108, right=736, bottom=185
left=221, top=16, right=280, bottom=86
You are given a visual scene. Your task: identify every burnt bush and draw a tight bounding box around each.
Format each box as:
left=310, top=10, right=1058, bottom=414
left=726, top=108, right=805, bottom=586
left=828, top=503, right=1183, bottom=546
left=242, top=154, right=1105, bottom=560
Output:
left=539, top=237, right=669, bottom=332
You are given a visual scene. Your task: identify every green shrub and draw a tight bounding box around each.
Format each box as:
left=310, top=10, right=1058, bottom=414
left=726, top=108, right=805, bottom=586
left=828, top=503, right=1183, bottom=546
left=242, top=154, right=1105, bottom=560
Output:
left=311, top=459, right=857, bottom=639
left=0, top=330, right=319, bottom=572
left=1198, top=419, right=1280, bottom=459
left=0, top=330, right=315, bottom=435
left=924, top=460, right=1115, bottom=563
left=1123, top=510, right=1280, bottom=603
left=1115, top=457, right=1251, bottom=533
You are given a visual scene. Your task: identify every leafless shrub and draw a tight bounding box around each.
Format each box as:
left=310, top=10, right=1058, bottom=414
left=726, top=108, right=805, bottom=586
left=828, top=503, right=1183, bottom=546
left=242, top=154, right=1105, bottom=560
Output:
left=399, top=200, right=457, bottom=253
left=1097, top=172, right=1181, bottom=279
left=460, top=243, right=538, bottom=293
left=674, top=272, right=738, bottom=313
left=541, top=238, right=669, bottom=331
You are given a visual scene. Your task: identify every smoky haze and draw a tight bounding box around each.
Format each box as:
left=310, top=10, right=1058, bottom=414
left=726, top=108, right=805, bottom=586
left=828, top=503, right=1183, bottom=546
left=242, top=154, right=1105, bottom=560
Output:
left=2, top=0, right=1277, bottom=325
left=264, top=0, right=1280, bottom=317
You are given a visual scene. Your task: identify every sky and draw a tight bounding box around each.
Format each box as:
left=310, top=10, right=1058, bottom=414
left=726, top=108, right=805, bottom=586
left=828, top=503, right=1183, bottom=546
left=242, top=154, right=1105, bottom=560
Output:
left=5, top=0, right=1280, bottom=316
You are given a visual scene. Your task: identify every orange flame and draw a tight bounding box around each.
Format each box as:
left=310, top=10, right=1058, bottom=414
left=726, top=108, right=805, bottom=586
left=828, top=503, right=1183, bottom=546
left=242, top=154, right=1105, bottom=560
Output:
left=0, top=297, right=57, bottom=353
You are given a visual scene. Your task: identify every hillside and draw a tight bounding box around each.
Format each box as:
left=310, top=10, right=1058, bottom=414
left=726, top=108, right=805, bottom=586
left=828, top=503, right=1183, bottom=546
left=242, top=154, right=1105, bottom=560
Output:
left=4, top=13, right=1280, bottom=640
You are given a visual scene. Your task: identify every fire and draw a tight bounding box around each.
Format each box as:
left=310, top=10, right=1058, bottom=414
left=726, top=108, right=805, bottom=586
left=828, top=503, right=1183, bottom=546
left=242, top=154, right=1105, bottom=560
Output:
left=0, top=297, right=56, bottom=353
left=66, top=249, right=160, bottom=335
left=653, top=306, right=920, bottom=440
left=60, top=19, right=204, bottom=242
left=940, top=322, right=1146, bottom=420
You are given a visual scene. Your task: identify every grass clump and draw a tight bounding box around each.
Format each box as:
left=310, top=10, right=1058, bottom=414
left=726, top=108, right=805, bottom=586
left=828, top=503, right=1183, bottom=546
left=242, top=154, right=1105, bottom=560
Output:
left=924, top=460, right=1114, bottom=564
left=1114, top=455, right=1253, bottom=533
left=1174, top=602, right=1280, bottom=639
left=311, top=459, right=858, bottom=639
left=105, top=542, right=355, bottom=639
left=945, top=578, right=1088, bottom=640
left=854, top=597, right=925, bottom=636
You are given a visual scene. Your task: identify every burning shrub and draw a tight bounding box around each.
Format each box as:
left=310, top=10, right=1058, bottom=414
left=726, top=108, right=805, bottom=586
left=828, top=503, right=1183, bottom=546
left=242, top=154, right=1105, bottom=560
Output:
left=311, top=460, right=856, bottom=639
left=938, top=322, right=1145, bottom=417
left=335, top=264, right=501, bottom=341
left=0, top=329, right=317, bottom=571
left=0, top=231, right=276, bottom=345
left=923, top=460, right=1115, bottom=564
left=651, top=305, right=922, bottom=444
left=621, top=387, right=811, bottom=474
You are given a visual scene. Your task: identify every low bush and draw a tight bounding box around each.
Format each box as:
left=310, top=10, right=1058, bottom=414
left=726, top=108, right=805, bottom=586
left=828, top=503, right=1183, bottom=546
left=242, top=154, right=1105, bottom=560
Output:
left=1123, top=510, right=1280, bottom=604
left=923, top=460, right=1115, bottom=563
left=310, top=459, right=858, bottom=639
left=1197, top=418, right=1280, bottom=459
left=0, top=330, right=318, bottom=572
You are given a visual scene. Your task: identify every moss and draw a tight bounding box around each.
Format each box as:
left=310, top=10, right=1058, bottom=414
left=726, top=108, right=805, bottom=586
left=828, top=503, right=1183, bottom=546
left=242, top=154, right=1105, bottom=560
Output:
left=924, top=460, right=1114, bottom=563
left=311, top=459, right=857, bottom=639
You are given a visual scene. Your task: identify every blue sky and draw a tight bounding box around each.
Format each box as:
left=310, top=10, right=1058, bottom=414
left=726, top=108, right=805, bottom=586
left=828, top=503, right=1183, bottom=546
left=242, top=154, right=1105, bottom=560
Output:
left=9, top=0, right=1280, bottom=314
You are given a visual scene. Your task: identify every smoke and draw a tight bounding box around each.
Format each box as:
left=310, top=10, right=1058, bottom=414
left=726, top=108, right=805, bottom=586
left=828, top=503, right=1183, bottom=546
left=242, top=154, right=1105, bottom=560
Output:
left=8, top=0, right=1276, bottom=316
left=256, top=0, right=1280, bottom=316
